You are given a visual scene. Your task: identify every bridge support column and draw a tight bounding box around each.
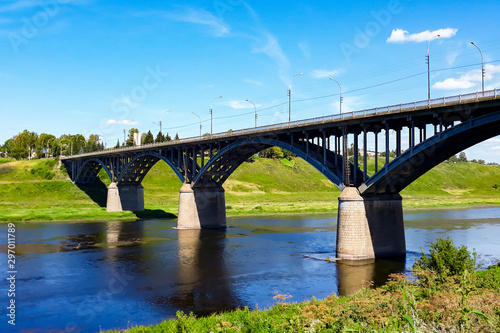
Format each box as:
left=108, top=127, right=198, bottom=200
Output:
left=336, top=187, right=405, bottom=260
left=106, top=182, right=145, bottom=212
left=177, top=183, right=226, bottom=229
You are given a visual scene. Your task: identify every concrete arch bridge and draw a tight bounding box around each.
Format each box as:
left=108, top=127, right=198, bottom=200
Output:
left=61, top=90, right=500, bottom=259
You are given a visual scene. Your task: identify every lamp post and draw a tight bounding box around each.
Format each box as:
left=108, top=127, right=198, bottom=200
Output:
left=471, top=42, right=485, bottom=94
left=427, top=34, right=440, bottom=103
left=210, top=96, right=222, bottom=135
left=192, top=112, right=202, bottom=137
left=329, top=77, right=342, bottom=115
left=245, top=99, right=257, bottom=128
left=288, top=73, right=303, bottom=123
left=153, top=110, right=171, bottom=135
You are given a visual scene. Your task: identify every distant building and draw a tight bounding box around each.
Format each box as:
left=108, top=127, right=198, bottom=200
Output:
left=133, top=132, right=141, bottom=146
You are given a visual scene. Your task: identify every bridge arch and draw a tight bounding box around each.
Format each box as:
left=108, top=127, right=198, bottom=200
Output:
left=116, top=151, right=185, bottom=185
left=73, top=158, right=113, bottom=184
left=191, top=137, right=358, bottom=190
left=360, top=111, right=500, bottom=195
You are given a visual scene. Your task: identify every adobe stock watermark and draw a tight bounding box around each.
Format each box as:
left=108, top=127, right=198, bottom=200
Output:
left=213, top=0, right=244, bottom=19
left=7, top=0, right=73, bottom=54
left=340, top=0, right=404, bottom=63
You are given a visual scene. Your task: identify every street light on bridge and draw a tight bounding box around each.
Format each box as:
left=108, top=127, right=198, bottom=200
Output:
left=329, top=77, right=342, bottom=115
left=153, top=110, right=171, bottom=135
left=192, top=112, right=202, bottom=137
left=288, top=72, right=303, bottom=123
left=210, top=96, right=222, bottom=135
left=245, top=99, right=257, bottom=128
left=471, top=41, right=485, bottom=94
left=427, top=34, right=440, bottom=104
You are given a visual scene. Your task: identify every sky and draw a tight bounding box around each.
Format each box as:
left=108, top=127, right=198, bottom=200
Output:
left=1, top=0, right=500, bottom=161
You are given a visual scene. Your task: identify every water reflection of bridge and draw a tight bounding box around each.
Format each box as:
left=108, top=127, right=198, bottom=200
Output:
left=61, top=90, right=500, bottom=259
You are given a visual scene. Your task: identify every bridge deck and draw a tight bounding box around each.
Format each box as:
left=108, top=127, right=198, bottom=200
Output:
left=61, top=89, right=500, bottom=160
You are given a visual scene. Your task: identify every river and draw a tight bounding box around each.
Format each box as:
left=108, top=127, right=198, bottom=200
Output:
left=1, top=207, right=500, bottom=332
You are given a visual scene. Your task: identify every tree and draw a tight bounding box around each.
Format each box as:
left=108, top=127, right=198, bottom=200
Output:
left=413, top=237, right=479, bottom=281
left=458, top=151, right=467, bottom=162
left=447, top=154, right=459, bottom=163
left=36, top=133, right=56, bottom=157
left=165, top=133, right=172, bottom=141
left=259, top=147, right=284, bottom=159
left=115, top=140, right=121, bottom=149
left=155, top=131, right=165, bottom=143
left=143, top=130, right=154, bottom=145
left=11, top=130, right=37, bottom=160
left=174, top=133, right=179, bottom=140
left=2, top=139, right=14, bottom=157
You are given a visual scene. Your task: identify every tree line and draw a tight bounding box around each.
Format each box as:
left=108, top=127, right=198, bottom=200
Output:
left=0, top=129, right=182, bottom=160
left=119, top=128, right=179, bottom=148
left=0, top=130, right=104, bottom=160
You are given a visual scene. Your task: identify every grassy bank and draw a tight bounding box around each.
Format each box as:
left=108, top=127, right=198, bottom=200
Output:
left=1, top=157, right=500, bottom=222
left=105, top=248, right=500, bottom=332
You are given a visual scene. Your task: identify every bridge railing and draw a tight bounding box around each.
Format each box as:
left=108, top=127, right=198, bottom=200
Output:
left=64, top=89, right=499, bottom=159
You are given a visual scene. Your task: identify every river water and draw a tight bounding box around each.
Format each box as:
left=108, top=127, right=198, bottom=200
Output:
left=1, top=207, right=500, bottom=333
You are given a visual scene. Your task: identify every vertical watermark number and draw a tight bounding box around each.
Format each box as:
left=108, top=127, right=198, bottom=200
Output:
left=6, top=223, right=16, bottom=326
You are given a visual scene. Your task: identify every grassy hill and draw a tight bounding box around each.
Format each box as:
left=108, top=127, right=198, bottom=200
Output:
left=0, top=156, right=500, bottom=222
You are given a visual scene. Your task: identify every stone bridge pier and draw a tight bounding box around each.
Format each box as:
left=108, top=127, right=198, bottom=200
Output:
left=177, top=183, right=226, bottom=229
left=106, top=182, right=145, bottom=212
left=106, top=181, right=226, bottom=229
left=336, top=187, right=405, bottom=260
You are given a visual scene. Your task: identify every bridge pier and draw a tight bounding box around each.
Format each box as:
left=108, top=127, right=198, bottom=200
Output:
left=336, top=187, right=405, bottom=260
left=177, top=183, right=226, bottom=229
left=106, top=182, right=145, bottom=212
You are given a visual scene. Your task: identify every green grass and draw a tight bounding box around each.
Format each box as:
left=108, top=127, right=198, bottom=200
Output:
left=1, top=157, right=500, bottom=222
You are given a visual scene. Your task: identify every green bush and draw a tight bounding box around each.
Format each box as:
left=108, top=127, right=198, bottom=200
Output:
left=413, top=237, right=480, bottom=280
left=475, top=264, right=500, bottom=290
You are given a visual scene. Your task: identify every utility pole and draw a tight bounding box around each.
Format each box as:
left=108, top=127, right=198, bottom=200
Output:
left=288, top=73, right=303, bottom=123
left=210, top=96, right=222, bottom=135
left=471, top=42, right=485, bottom=94
left=329, top=77, right=342, bottom=115
left=246, top=99, right=257, bottom=128
left=427, top=34, right=440, bottom=104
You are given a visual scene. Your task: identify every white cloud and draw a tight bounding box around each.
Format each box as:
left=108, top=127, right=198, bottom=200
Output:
left=251, top=32, right=290, bottom=83
left=243, top=3, right=290, bottom=85
left=387, top=28, right=458, bottom=43
left=433, top=64, right=500, bottom=90
left=105, top=119, right=138, bottom=126
left=433, top=78, right=475, bottom=90
left=164, top=7, right=230, bottom=37
left=223, top=100, right=255, bottom=109
left=244, top=79, right=262, bottom=85
left=311, top=69, right=339, bottom=79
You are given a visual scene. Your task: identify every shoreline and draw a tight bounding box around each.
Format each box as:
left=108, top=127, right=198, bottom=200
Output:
left=2, top=201, right=499, bottom=224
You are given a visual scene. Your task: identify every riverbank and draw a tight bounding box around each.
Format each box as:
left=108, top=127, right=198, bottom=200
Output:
left=105, top=263, right=500, bottom=332
left=1, top=157, right=500, bottom=222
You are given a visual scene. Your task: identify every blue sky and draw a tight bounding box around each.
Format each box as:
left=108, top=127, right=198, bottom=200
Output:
left=1, top=0, right=500, bottom=161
